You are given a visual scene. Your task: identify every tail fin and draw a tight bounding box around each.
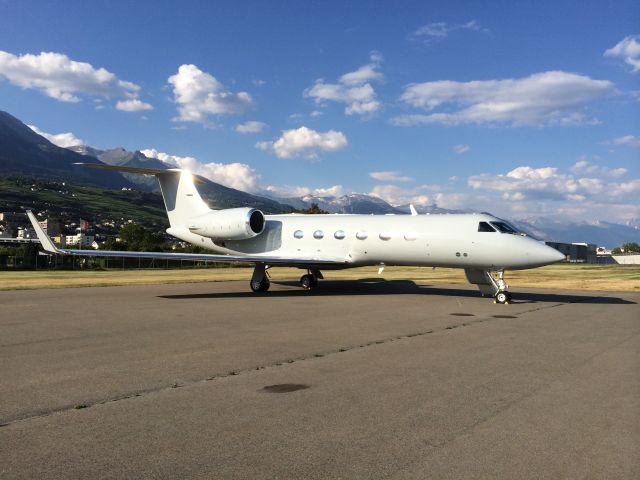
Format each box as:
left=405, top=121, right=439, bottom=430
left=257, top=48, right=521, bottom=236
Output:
left=77, top=163, right=211, bottom=227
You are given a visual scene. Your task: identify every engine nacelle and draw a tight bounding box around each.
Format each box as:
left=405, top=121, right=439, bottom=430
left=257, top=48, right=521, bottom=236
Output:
left=187, top=208, right=265, bottom=240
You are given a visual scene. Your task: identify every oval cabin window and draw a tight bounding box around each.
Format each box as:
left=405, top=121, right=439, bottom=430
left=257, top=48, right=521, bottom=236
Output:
left=313, top=230, right=324, bottom=239
left=379, top=232, right=391, bottom=241
left=293, top=230, right=304, bottom=239
left=356, top=231, right=368, bottom=240
left=404, top=233, right=417, bottom=241
left=334, top=230, right=346, bottom=240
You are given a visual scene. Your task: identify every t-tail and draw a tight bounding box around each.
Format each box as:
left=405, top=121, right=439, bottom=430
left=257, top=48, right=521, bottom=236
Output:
left=76, top=163, right=210, bottom=228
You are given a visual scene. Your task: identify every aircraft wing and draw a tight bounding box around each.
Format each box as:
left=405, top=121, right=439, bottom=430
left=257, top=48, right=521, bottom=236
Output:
left=26, top=211, right=346, bottom=267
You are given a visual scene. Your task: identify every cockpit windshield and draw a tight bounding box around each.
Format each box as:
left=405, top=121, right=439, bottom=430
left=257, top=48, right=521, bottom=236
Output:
left=490, top=221, right=519, bottom=234
left=478, top=221, right=496, bottom=232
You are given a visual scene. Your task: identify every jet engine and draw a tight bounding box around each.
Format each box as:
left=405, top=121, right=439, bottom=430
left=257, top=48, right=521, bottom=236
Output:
left=187, top=208, right=265, bottom=240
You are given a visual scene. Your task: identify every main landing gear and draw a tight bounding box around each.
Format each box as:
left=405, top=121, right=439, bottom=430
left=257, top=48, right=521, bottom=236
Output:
left=250, top=265, right=323, bottom=293
left=250, top=263, right=270, bottom=292
left=300, top=273, right=318, bottom=290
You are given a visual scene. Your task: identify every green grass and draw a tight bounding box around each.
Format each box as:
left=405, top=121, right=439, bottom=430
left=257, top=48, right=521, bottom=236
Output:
left=0, top=177, right=167, bottom=226
left=1, top=264, right=638, bottom=292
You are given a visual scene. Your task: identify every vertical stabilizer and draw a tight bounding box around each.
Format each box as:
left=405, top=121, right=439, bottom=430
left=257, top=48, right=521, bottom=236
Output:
left=73, top=164, right=212, bottom=228
left=157, top=171, right=211, bottom=228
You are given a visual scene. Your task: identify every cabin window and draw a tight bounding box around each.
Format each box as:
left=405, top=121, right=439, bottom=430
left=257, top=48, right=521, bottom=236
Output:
left=293, top=230, right=304, bottom=239
left=490, top=221, right=518, bottom=234
left=379, top=233, right=391, bottom=241
left=404, top=233, right=417, bottom=241
left=313, top=230, right=324, bottom=239
left=356, top=231, right=368, bottom=240
left=478, top=222, right=496, bottom=232
left=334, top=230, right=346, bottom=240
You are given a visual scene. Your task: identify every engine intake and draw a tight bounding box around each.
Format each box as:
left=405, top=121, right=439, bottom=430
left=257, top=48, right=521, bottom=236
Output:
left=187, top=208, right=265, bottom=240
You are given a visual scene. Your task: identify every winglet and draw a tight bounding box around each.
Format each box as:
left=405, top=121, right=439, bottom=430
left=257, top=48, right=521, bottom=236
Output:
left=409, top=204, right=418, bottom=216
left=26, top=211, right=61, bottom=254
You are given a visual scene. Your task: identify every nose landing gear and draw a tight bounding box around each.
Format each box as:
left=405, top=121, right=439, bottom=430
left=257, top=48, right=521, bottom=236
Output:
left=495, top=290, right=512, bottom=304
left=465, top=268, right=511, bottom=303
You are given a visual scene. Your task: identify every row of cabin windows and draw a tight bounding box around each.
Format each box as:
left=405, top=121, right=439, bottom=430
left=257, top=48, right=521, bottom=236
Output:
left=293, top=222, right=519, bottom=241
left=293, top=230, right=416, bottom=241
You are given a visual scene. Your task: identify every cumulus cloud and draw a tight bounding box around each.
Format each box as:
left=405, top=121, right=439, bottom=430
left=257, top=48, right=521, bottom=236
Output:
left=28, top=124, right=84, bottom=148
left=570, top=158, right=627, bottom=179
left=612, top=134, right=640, bottom=148
left=264, top=184, right=344, bottom=198
left=168, top=64, right=253, bottom=123
left=234, top=121, right=267, bottom=134
left=141, top=148, right=260, bottom=192
left=468, top=164, right=638, bottom=204
left=391, top=71, right=614, bottom=127
left=369, top=171, right=412, bottom=182
left=452, top=144, right=470, bottom=154
left=0, top=51, right=148, bottom=108
left=411, top=20, right=482, bottom=41
left=604, top=35, right=640, bottom=73
left=256, top=126, right=347, bottom=159
left=304, top=52, right=383, bottom=116
left=115, top=99, right=153, bottom=112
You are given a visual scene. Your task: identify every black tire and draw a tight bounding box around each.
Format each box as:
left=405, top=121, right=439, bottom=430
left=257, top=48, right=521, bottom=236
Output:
left=300, top=274, right=313, bottom=290
left=495, top=291, right=508, bottom=304
left=250, top=279, right=270, bottom=293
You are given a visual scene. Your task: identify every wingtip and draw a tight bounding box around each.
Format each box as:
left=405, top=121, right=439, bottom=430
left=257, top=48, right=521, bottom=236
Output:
left=26, top=211, right=60, bottom=254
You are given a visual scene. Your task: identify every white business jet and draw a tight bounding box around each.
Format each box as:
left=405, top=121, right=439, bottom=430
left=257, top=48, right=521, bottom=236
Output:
left=27, top=164, right=565, bottom=303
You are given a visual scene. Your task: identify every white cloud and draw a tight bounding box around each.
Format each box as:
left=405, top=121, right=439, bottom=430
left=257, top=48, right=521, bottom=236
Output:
left=304, top=51, right=383, bottom=116
left=604, top=35, right=640, bottom=73
left=168, top=64, right=253, bottom=123
left=256, top=126, right=347, bottom=159
left=391, top=71, right=614, bottom=127
left=570, top=158, right=627, bottom=179
left=0, top=51, right=145, bottom=107
left=141, top=148, right=260, bottom=192
left=612, top=134, right=640, bottom=148
left=452, top=144, right=470, bottom=154
left=264, top=184, right=344, bottom=198
left=115, top=99, right=153, bottom=112
left=28, top=124, right=84, bottom=148
left=468, top=165, right=638, bottom=204
left=411, top=20, right=482, bottom=41
left=369, top=171, right=412, bottom=182
left=234, top=121, right=266, bottom=134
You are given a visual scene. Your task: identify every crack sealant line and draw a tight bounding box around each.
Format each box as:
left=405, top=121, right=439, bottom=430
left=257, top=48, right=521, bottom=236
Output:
left=0, top=300, right=582, bottom=428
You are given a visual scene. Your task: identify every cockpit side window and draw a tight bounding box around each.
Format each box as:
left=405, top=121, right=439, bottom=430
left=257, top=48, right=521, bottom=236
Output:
left=478, top=221, right=496, bottom=232
left=490, top=221, right=518, bottom=234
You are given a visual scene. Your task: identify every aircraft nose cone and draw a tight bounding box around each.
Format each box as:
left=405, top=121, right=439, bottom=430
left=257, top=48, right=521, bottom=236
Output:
left=534, top=243, right=565, bottom=265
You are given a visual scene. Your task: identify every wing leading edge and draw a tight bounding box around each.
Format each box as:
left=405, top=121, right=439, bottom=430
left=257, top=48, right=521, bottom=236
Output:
left=26, top=211, right=346, bottom=267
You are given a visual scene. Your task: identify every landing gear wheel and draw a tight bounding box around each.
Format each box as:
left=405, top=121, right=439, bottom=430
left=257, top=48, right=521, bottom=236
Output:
left=250, top=278, right=270, bottom=292
left=300, top=274, right=316, bottom=290
left=495, top=291, right=511, bottom=304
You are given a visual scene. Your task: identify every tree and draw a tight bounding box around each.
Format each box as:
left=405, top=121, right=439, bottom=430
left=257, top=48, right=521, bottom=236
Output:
left=291, top=203, right=329, bottom=214
left=612, top=242, right=640, bottom=254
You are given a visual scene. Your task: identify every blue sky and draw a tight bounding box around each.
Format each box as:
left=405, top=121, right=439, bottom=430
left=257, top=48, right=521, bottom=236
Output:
left=1, top=0, right=638, bottom=223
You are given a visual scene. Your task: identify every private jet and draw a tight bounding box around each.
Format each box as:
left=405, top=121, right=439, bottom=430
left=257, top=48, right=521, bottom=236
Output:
left=27, top=164, right=565, bottom=303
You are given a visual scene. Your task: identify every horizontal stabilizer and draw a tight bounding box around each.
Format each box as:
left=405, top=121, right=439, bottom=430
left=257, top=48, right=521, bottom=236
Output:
left=74, top=162, right=180, bottom=176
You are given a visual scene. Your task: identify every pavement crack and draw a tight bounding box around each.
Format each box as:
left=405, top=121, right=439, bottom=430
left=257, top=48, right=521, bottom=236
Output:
left=0, top=305, right=582, bottom=428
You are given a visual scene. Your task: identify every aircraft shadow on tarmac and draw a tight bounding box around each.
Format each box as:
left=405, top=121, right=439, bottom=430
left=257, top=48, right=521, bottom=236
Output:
left=158, top=279, right=636, bottom=305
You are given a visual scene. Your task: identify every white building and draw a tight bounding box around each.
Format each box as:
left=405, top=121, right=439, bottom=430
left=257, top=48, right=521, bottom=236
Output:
left=63, top=233, right=95, bottom=248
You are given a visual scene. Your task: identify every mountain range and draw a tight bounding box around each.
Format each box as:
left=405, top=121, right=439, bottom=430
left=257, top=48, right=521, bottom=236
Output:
left=0, top=110, right=637, bottom=247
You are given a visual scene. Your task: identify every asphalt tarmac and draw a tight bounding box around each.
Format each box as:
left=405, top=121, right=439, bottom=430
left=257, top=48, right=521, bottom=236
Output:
left=1, top=279, right=638, bottom=479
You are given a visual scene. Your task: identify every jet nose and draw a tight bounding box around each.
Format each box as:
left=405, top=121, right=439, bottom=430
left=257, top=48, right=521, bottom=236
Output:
left=533, top=243, right=566, bottom=266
